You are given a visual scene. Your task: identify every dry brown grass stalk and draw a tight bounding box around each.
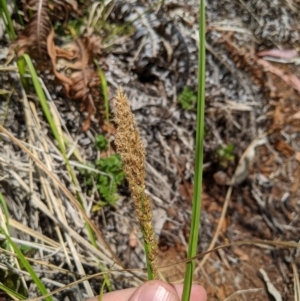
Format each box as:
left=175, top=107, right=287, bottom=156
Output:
left=114, top=87, right=158, bottom=279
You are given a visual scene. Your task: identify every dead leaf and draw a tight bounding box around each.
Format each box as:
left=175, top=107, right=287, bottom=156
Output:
left=101, top=121, right=116, bottom=134
left=47, top=29, right=72, bottom=85
left=295, top=152, right=300, bottom=162
left=274, top=139, right=295, bottom=157
left=272, top=102, right=285, bottom=129
left=217, top=286, right=226, bottom=300
left=257, top=49, right=298, bottom=60
left=50, top=0, right=82, bottom=22
left=233, top=247, right=249, bottom=261
left=179, top=182, right=193, bottom=202
left=12, top=0, right=52, bottom=57
left=291, top=166, right=300, bottom=193
left=48, top=36, right=101, bottom=131
left=257, top=59, right=300, bottom=92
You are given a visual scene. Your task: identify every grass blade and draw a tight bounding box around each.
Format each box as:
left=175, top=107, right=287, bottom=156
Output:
left=0, top=0, right=27, bottom=87
left=0, top=192, right=10, bottom=232
left=21, top=54, right=113, bottom=289
left=182, top=0, right=206, bottom=300
left=21, top=54, right=66, bottom=153
left=0, top=283, right=26, bottom=300
left=0, top=0, right=16, bottom=40
left=94, top=59, right=110, bottom=124
left=0, top=227, right=53, bottom=301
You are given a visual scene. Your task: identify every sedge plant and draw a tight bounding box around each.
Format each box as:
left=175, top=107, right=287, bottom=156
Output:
left=113, top=0, right=206, bottom=292
left=182, top=0, right=206, bottom=300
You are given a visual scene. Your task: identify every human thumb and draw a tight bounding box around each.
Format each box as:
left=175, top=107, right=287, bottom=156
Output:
left=128, top=280, right=180, bottom=301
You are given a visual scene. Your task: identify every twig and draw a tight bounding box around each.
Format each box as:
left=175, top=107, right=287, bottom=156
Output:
left=223, top=288, right=263, bottom=301
left=260, top=268, right=282, bottom=301
left=292, top=262, right=300, bottom=301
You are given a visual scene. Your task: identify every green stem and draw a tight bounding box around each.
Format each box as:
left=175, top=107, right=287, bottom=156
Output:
left=0, top=227, right=53, bottom=301
left=182, top=0, right=206, bottom=300
left=140, top=192, right=155, bottom=280
left=94, top=59, right=110, bottom=125
left=142, top=229, right=154, bottom=280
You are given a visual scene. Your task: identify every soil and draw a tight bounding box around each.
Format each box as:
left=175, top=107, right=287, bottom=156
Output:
left=1, top=0, right=300, bottom=301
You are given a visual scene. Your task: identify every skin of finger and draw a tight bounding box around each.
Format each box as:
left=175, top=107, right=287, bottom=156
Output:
left=86, top=281, right=207, bottom=301
left=172, top=283, right=207, bottom=301
left=127, top=281, right=181, bottom=301
left=87, top=287, right=136, bottom=301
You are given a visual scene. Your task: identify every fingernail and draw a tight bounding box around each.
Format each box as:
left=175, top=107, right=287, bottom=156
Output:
left=138, top=283, right=179, bottom=301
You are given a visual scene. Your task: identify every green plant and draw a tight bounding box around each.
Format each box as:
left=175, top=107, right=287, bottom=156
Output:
left=0, top=227, right=53, bottom=301
left=216, top=144, right=235, bottom=168
left=83, top=153, right=125, bottom=210
left=95, top=134, right=109, bottom=151
left=95, top=154, right=125, bottom=205
left=178, top=86, right=197, bottom=110
left=94, top=60, right=110, bottom=125
left=182, top=0, right=206, bottom=300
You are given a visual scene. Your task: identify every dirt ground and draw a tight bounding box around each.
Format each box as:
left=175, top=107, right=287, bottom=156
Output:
left=1, top=0, right=300, bottom=301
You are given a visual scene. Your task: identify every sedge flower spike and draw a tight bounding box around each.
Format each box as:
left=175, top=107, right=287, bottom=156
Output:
left=114, top=88, right=158, bottom=279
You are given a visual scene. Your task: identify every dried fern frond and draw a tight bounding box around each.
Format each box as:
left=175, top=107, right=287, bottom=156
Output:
left=67, top=68, right=99, bottom=131
left=12, top=0, right=52, bottom=57
left=49, top=0, right=82, bottom=23
left=67, top=37, right=102, bottom=130
left=12, top=0, right=81, bottom=58
left=49, top=36, right=102, bottom=131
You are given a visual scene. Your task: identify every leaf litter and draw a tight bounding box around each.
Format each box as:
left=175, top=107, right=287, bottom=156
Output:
left=0, top=0, right=300, bottom=300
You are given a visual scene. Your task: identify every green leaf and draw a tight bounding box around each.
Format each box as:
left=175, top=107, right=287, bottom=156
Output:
left=178, top=87, right=197, bottom=110
left=84, top=154, right=125, bottom=207
left=0, top=282, right=26, bottom=300
left=95, top=134, right=109, bottom=151
left=94, top=60, right=110, bottom=124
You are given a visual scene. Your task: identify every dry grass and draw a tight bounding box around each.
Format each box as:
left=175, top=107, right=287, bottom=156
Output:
left=1, top=0, right=300, bottom=301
